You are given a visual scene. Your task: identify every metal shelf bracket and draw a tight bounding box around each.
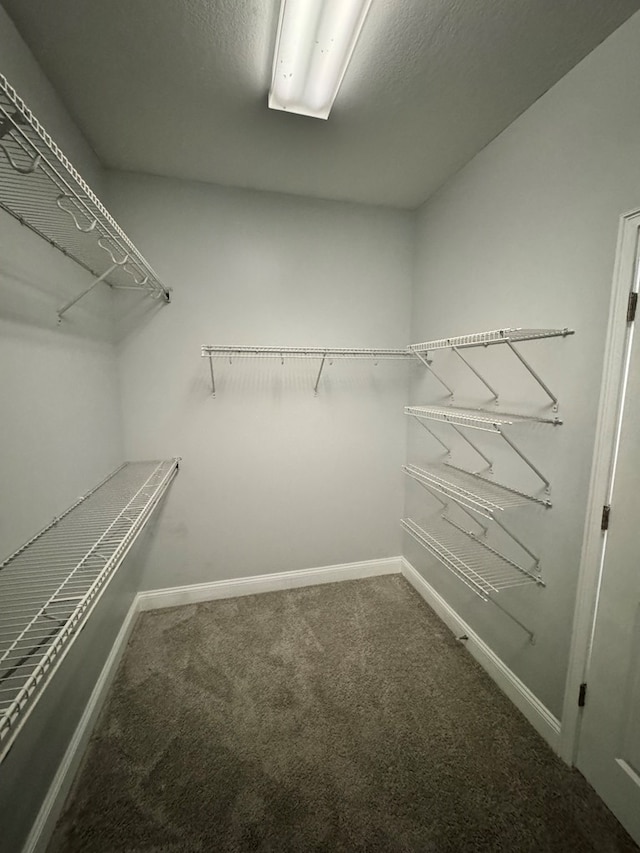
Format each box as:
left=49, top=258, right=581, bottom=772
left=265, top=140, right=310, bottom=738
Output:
left=413, top=349, right=454, bottom=397
left=452, top=346, right=499, bottom=401
left=504, top=340, right=559, bottom=411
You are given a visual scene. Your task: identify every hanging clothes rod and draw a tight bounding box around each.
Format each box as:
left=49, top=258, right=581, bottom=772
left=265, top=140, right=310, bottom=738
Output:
left=201, top=345, right=417, bottom=396
left=201, top=345, right=415, bottom=358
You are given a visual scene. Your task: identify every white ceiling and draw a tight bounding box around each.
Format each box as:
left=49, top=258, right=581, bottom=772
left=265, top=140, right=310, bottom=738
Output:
left=2, top=0, right=638, bottom=208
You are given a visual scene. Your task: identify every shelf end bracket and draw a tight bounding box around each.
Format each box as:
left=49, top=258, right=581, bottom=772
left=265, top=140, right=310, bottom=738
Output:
left=412, top=350, right=455, bottom=397
left=505, top=339, right=558, bottom=411
left=57, top=262, right=119, bottom=320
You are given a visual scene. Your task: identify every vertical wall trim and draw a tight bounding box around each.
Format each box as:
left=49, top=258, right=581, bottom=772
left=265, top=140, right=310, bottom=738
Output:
left=559, top=207, right=640, bottom=764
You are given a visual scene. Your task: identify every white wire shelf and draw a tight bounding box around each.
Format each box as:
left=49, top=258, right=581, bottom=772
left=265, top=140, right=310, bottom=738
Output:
left=0, top=74, right=171, bottom=315
left=403, top=463, right=551, bottom=511
left=201, top=345, right=415, bottom=359
left=401, top=517, right=542, bottom=600
left=0, top=459, right=179, bottom=763
left=201, top=345, right=415, bottom=396
left=405, top=405, right=560, bottom=430
left=410, top=328, right=574, bottom=352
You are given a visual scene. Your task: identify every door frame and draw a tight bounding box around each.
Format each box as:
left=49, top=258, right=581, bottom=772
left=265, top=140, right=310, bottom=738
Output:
left=560, top=206, right=640, bottom=764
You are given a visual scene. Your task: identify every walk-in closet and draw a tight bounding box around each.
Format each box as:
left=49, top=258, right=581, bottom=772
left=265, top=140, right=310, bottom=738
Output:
left=2, top=2, right=640, bottom=851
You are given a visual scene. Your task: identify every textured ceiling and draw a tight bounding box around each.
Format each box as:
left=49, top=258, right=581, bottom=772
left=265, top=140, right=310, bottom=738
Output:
left=2, top=0, right=639, bottom=208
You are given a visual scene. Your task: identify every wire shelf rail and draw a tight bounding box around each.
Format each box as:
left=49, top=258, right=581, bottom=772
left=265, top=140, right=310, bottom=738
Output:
left=401, top=517, right=542, bottom=600
left=405, top=405, right=560, bottom=429
left=405, top=405, right=558, bottom=491
left=0, top=458, right=179, bottom=764
left=403, top=463, right=551, bottom=511
left=410, top=327, right=574, bottom=352
left=409, top=327, right=574, bottom=409
left=0, top=74, right=171, bottom=316
left=201, top=345, right=416, bottom=396
left=201, top=345, right=415, bottom=359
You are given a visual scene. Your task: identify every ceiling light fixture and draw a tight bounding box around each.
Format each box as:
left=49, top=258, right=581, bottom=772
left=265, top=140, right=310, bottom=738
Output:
left=269, top=0, right=373, bottom=120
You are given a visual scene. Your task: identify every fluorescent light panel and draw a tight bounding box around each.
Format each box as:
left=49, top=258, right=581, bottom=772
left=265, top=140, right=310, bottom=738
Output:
left=269, top=0, right=373, bottom=120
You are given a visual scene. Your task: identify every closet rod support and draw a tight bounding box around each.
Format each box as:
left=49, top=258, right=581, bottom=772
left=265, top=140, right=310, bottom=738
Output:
left=57, top=262, right=120, bottom=320
left=505, top=340, right=558, bottom=411
left=413, top=350, right=454, bottom=397
left=450, top=424, right=493, bottom=472
left=208, top=356, right=216, bottom=397
left=498, top=429, right=550, bottom=492
left=452, top=347, right=499, bottom=401
left=314, top=354, right=327, bottom=395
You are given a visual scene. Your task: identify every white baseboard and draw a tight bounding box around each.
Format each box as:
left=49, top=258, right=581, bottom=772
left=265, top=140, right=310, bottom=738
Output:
left=25, top=554, right=559, bottom=853
left=137, top=556, right=403, bottom=611
left=24, top=555, right=401, bottom=853
left=401, top=557, right=561, bottom=754
left=23, top=598, right=140, bottom=853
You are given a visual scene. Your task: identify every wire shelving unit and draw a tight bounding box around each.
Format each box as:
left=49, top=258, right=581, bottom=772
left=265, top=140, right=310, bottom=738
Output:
left=404, top=405, right=560, bottom=429
left=401, top=517, right=542, bottom=600
left=0, top=458, right=179, bottom=764
left=0, top=74, right=171, bottom=318
left=403, top=463, right=551, bottom=511
left=410, top=327, right=573, bottom=352
left=201, top=344, right=416, bottom=396
left=409, top=327, right=574, bottom=409
left=405, top=405, right=558, bottom=490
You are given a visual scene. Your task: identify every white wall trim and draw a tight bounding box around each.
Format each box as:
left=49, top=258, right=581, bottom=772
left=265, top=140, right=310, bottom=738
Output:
left=23, top=596, right=141, bottom=853
left=28, top=553, right=564, bottom=851
left=401, top=557, right=561, bottom=753
left=137, top=556, right=403, bottom=611
left=559, top=207, right=640, bottom=765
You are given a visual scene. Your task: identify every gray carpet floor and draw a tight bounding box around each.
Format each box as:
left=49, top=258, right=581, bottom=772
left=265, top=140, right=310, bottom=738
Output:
left=48, top=575, right=637, bottom=852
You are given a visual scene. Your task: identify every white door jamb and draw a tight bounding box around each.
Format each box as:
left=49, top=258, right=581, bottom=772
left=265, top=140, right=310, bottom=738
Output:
left=559, top=207, right=640, bottom=764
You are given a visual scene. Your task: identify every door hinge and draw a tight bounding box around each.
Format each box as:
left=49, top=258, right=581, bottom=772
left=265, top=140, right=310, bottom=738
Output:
left=627, top=291, right=637, bottom=323
left=578, top=682, right=587, bottom=708
left=601, top=504, right=611, bottom=531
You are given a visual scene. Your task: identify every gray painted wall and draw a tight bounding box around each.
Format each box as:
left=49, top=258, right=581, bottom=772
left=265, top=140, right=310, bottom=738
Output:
left=0, top=547, right=146, bottom=853
left=107, top=173, right=414, bottom=591
left=0, top=9, right=138, bottom=850
left=3, top=5, right=640, bottom=847
left=0, top=4, right=121, bottom=553
left=406, top=10, right=640, bottom=719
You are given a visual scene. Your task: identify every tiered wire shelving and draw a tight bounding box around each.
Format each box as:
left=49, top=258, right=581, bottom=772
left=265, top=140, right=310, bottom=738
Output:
left=0, top=74, right=171, bottom=318
left=201, top=345, right=416, bottom=396
left=403, top=326, right=574, bottom=639
left=401, top=518, right=542, bottom=598
left=404, top=404, right=558, bottom=490
left=403, top=462, right=551, bottom=512
left=0, top=459, right=179, bottom=764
